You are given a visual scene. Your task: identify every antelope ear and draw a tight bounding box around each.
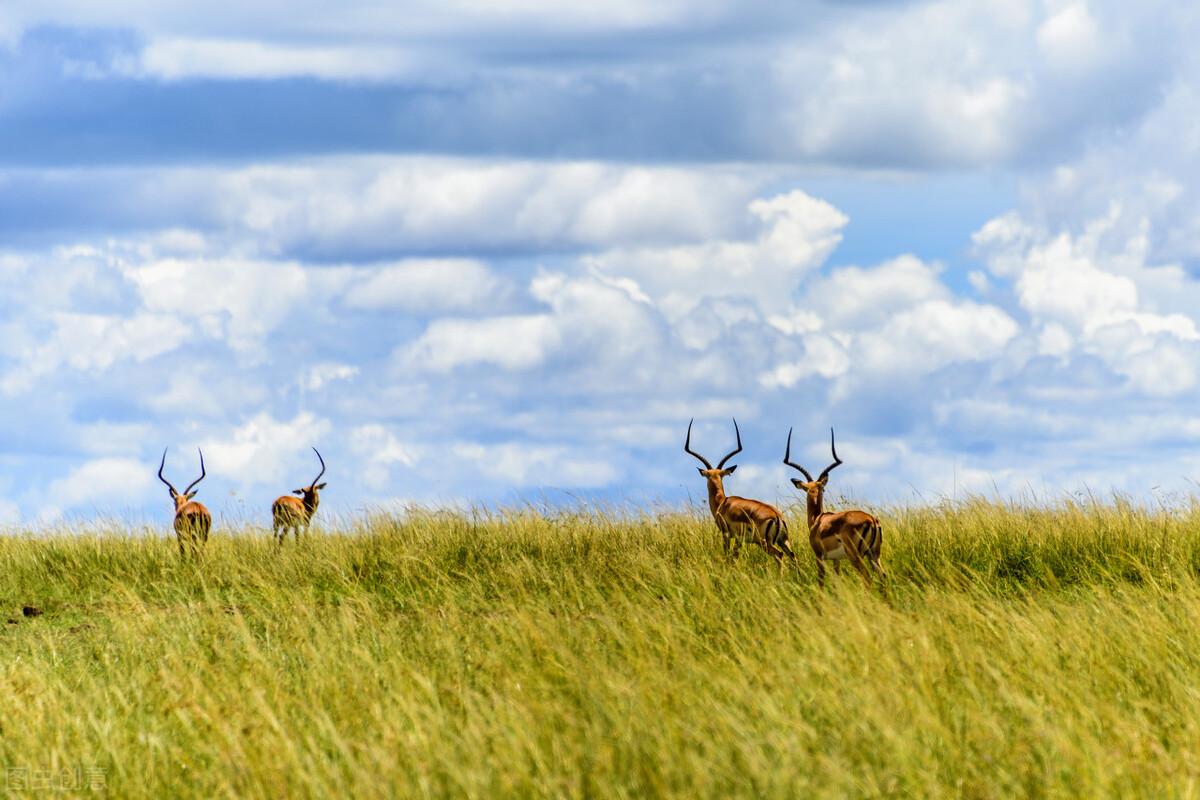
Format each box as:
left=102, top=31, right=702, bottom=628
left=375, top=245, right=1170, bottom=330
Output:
left=721, top=465, right=737, bottom=476
left=697, top=467, right=706, bottom=475
left=185, top=491, right=197, bottom=501
left=314, top=482, right=327, bottom=490
left=293, top=489, right=305, bottom=495
left=790, top=478, right=806, bottom=489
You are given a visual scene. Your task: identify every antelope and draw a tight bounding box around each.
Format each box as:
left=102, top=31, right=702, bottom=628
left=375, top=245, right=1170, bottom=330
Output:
left=272, top=447, right=327, bottom=545
left=157, top=448, right=211, bottom=558
left=783, top=428, right=884, bottom=589
left=685, top=418, right=796, bottom=570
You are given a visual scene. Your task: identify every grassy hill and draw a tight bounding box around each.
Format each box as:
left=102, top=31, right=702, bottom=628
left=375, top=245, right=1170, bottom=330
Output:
left=4, top=499, right=1200, bottom=798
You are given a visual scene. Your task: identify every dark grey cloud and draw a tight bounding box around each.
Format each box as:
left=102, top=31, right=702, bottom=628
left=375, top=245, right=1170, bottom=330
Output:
left=1, top=4, right=1187, bottom=171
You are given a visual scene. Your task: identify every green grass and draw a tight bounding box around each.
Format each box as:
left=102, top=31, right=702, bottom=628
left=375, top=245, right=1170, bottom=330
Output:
left=5, top=498, right=1200, bottom=798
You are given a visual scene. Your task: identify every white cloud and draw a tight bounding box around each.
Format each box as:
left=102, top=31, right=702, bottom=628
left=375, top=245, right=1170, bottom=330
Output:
left=762, top=256, right=1019, bottom=388
left=0, top=240, right=351, bottom=400
left=565, top=168, right=763, bottom=246
left=1036, top=2, right=1102, bottom=73
left=200, top=412, right=332, bottom=487
left=0, top=244, right=130, bottom=318
left=398, top=190, right=1023, bottom=409
left=759, top=335, right=850, bottom=388
left=341, top=259, right=506, bottom=313
left=998, top=229, right=1140, bottom=331
left=974, top=206, right=1200, bottom=396
left=584, top=189, right=847, bottom=319
left=3, top=142, right=1197, bottom=521
left=405, top=269, right=663, bottom=378
left=127, top=257, right=330, bottom=355
left=46, top=457, right=155, bottom=510
left=1010, top=63, right=1200, bottom=270
left=450, top=442, right=617, bottom=488
left=776, top=1, right=1032, bottom=165
left=135, top=37, right=428, bottom=82
left=303, top=363, right=359, bottom=391
left=1, top=312, right=191, bottom=395
left=52, top=314, right=189, bottom=369
left=406, top=314, right=560, bottom=372
left=349, top=424, right=418, bottom=490
left=801, top=255, right=952, bottom=330
left=215, top=159, right=764, bottom=255
left=857, top=299, right=1019, bottom=375
left=145, top=368, right=270, bottom=418
left=769, top=0, right=1178, bottom=168
left=1098, top=331, right=1198, bottom=398
left=1036, top=323, right=1073, bottom=358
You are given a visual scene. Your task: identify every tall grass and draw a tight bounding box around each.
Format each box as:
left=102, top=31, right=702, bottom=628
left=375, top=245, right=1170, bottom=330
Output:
left=3, top=499, right=1200, bottom=798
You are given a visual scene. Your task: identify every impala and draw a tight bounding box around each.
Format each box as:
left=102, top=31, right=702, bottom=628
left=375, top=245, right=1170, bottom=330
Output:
left=783, top=428, right=883, bottom=588
left=158, top=448, right=211, bottom=558
left=685, top=418, right=795, bottom=569
left=272, top=447, right=327, bottom=545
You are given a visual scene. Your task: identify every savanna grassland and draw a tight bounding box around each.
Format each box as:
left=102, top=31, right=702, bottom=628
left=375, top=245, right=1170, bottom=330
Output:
left=5, top=499, right=1200, bottom=798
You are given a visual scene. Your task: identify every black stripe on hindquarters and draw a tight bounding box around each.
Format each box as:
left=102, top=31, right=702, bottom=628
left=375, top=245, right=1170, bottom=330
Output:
left=771, top=517, right=792, bottom=553
left=859, top=525, right=874, bottom=556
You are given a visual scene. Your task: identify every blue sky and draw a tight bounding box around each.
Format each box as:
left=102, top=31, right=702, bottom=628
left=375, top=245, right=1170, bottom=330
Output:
left=2, top=0, right=1200, bottom=526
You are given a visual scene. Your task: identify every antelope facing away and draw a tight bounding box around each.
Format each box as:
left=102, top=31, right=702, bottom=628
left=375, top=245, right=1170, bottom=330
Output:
left=157, top=448, right=211, bottom=558
left=783, top=428, right=883, bottom=589
left=685, top=418, right=796, bottom=570
left=272, top=448, right=327, bottom=545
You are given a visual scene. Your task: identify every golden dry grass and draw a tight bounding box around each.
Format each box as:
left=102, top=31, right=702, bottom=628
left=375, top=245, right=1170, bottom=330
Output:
left=3, top=499, right=1200, bottom=798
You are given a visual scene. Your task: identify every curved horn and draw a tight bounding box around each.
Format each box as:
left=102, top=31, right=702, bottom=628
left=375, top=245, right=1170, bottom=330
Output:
left=157, top=448, right=178, bottom=496
left=782, top=427, right=814, bottom=481
left=716, top=417, right=743, bottom=469
left=816, top=427, right=844, bottom=482
left=684, top=419, right=714, bottom=469
left=182, top=448, right=206, bottom=496
left=310, top=447, right=326, bottom=487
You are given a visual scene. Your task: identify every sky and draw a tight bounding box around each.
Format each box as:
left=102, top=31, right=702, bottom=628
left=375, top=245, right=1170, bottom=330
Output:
left=3, top=0, right=1200, bottom=527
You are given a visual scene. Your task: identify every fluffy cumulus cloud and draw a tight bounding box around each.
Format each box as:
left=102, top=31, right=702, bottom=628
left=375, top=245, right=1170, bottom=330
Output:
left=0, top=159, right=765, bottom=256
left=583, top=190, right=847, bottom=320
left=407, top=314, right=562, bottom=373
left=0, top=311, right=191, bottom=395
left=762, top=257, right=1019, bottom=389
left=6, top=150, right=1200, bottom=520
left=974, top=210, right=1200, bottom=397
left=126, top=257, right=319, bottom=356
left=199, top=412, right=334, bottom=487
left=5, top=1, right=1200, bottom=524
